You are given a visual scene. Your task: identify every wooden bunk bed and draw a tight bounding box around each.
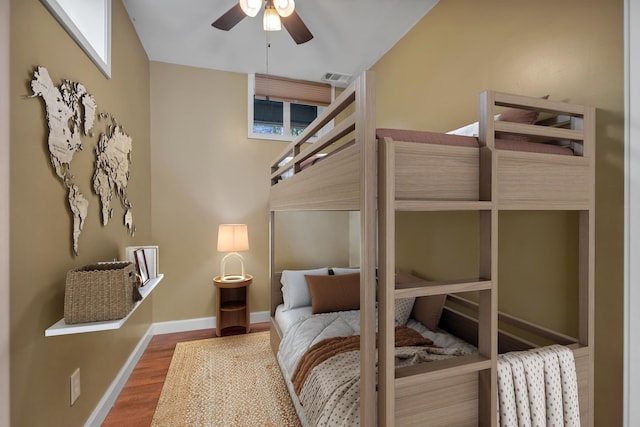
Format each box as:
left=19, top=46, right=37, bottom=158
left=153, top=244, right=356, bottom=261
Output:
left=268, top=71, right=594, bottom=426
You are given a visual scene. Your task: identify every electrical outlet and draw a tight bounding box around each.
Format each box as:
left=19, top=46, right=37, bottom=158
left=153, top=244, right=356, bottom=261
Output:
left=70, top=368, right=81, bottom=405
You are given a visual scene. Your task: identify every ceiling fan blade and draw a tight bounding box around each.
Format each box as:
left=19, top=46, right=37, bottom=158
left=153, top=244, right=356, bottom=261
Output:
left=281, top=10, right=313, bottom=45
left=212, top=3, right=246, bottom=31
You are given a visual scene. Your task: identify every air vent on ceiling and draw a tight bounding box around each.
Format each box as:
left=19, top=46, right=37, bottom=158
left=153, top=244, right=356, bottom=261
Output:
left=321, top=72, right=352, bottom=87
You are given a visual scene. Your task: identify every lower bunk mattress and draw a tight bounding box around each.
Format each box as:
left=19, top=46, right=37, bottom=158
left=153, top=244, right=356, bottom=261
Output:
left=274, top=306, right=477, bottom=426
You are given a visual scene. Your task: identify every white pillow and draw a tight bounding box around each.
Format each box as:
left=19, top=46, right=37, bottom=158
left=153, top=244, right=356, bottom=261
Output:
left=331, top=267, right=360, bottom=275
left=281, top=268, right=329, bottom=310
left=446, top=114, right=501, bottom=137
left=446, top=121, right=479, bottom=137
left=395, top=297, right=416, bottom=326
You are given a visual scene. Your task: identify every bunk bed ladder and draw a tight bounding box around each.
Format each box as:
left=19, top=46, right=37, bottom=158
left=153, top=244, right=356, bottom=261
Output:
left=377, top=93, right=500, bottom=426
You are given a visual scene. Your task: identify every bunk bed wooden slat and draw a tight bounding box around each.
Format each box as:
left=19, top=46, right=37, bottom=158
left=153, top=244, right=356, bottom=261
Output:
left=396, top=353, right=491, bottom=383
left=494, top=120, right=584, bottom=141
left=270, top=143, right=360, bottom=211
left=270, top=113, right=356, bottom=182
left=445, top=294, right=580, bottom=346
left=271, top=84, right=356, bottom=168
left=395, top=373, right=478, bottom=426
left=394, top=278, right=492, bottom=298
left=438, top=307, right=538, bottom=353
left=493, top=91, right=586, bottom=116
left=497, top=151, right=591, bottom=209
left=396, top=200, right=492, bottom=211
left=394, top=141, right=479, bottom=201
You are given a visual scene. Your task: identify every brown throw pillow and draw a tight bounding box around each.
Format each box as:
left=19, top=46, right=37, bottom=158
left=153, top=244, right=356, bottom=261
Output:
left=497, top=95, right=550, bottom=141
left=498, top=107, right=539, bottom=125
left=498, top=95, right=549, bottom=125
left=395, top=270, right=446, bottom=331
left=411, top=296, right=447, bottom=333
left=305, top=273, right=360, bottom=314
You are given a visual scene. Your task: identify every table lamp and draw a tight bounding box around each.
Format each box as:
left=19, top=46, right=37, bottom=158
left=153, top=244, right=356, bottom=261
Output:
left=217, top=224, right=249, bottom=282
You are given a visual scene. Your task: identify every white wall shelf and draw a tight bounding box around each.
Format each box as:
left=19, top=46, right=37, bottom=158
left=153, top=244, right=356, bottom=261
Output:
left=45, top=274, right=163, bottom=337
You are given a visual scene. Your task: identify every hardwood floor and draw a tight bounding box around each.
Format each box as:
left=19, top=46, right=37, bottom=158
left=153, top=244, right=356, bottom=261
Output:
left=101, top=322, right=270, bottom=426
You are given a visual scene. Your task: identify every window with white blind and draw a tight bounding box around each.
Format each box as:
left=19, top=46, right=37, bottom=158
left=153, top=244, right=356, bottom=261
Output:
left=248, top=74, right=333, bottom=142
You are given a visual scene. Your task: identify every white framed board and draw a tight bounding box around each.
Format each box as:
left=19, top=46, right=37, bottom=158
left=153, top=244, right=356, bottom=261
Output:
left=126, top=245, right=159, bottom=280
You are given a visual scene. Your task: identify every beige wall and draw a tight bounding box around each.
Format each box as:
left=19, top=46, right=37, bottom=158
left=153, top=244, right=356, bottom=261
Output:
left=372, top=0, right=623, bottom=424
left=149, top=61, right=350, bottom=322
left=9, top=0, right=151, bottom=425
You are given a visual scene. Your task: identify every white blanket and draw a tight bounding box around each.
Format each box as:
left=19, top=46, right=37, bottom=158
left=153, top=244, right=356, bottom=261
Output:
left=497, top=345, right=580, bottom=427
left=279, top=310, right=360, bottom=378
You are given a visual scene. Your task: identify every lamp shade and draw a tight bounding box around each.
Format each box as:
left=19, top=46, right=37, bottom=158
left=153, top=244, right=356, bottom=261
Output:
left=263, top=4, right=281, bottom=31
left=217, top=224, right=249, bottom=252
left=239, top=0, right=261, bottom=17
left=274, top=0, right=295, bottom=17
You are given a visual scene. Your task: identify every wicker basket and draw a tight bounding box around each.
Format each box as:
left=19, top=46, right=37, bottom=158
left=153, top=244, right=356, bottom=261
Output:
left=64, top=262, right=139, bottom=324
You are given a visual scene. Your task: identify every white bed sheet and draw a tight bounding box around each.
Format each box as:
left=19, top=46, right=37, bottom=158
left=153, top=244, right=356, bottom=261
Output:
left=275, top=304, right=314, bottom=334
left=406, top=318, right=477, bottom=353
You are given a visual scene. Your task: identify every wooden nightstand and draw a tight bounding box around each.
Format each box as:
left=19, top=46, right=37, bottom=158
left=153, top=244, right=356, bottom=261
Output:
left=213, top=274, right=252, bottom=336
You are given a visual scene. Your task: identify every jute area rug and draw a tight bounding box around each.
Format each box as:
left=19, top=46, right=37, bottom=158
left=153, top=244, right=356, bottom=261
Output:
left=151, top=331, right=301, bottom=427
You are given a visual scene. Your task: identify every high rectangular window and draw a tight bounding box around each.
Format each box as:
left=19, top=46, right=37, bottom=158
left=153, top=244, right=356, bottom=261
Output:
left=253, top=98, right=284, bottom=135
left=248, top=74, right=333, bottom=142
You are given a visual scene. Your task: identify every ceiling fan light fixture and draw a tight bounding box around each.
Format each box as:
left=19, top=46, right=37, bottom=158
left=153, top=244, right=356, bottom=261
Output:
left=263, top=3, right=281, bottom=31
left=239, top=0, right=261, bottom=17
left=274, top=0, right=295, bottom=17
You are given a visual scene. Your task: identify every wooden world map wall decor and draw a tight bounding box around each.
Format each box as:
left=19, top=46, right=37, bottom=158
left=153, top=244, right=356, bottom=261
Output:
left=30, top=66, right=135, bottom=256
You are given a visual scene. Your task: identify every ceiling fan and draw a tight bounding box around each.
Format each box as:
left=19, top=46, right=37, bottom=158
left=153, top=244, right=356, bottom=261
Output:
left=212, top=0, right=313, bottom=45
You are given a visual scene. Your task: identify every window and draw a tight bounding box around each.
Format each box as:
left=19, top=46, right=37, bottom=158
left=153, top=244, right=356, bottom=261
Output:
left=253, top=98, right=284, bottom=136
left=290, top=103, right=318, bottom=136
left=248, top=74, right=333, bottom=142
left=41, top=0, right=111, bottom=78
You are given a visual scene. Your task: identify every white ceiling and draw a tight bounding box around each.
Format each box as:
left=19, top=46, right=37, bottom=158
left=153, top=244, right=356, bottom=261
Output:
left=123, top=0, right=438, bottom=85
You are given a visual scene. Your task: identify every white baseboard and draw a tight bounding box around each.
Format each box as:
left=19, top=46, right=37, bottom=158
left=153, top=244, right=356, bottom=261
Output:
left=86, top=310, right=270, bottom=426
left=251, top=310, right=270, bottom=325
left=152, top=310, right=269, bottom=335
left=85, top=324, right=155, bottom=427
left=152, top=315, right=216, bottom=335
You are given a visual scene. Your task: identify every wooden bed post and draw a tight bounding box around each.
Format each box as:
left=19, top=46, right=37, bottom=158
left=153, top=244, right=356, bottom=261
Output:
left=478, top=91, right=498, bottom=427
left=357, top=70, right=377, bottom=427
left=269, top=210, right=275, bottom=315
left=579, top=105, right=596, bottom=426
left=268, top=210, right=279, bottom=354
left=378, top=136, right=395, bottom=426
